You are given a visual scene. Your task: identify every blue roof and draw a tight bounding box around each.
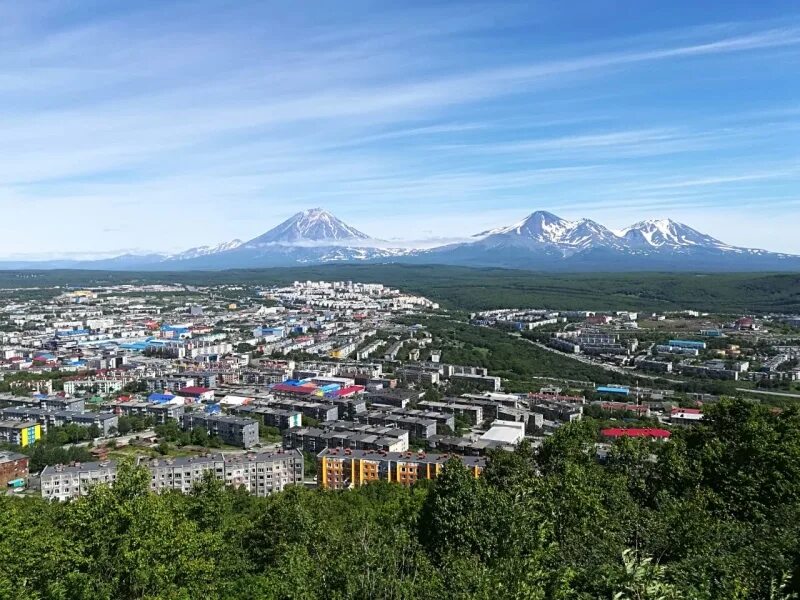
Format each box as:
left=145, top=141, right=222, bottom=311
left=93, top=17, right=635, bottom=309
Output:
left=597, top=386, right=630, bottom=394
left=148, top=393, right=175, bottom=403
left=120, top=342, right=148, bottom=351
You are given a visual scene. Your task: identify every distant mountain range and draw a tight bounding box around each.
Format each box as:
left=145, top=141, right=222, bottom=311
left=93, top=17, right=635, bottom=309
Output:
left=2, top=208, right=798, bottom=272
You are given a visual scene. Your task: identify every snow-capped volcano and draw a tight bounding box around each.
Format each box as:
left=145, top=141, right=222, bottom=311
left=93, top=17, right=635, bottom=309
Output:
left=416, top=209, right=800, bottom=271
left=473, top=210, right=621, bottom=254
left=245, top=208, right=370, bottom=246
left=3, top=207, right=797, bottom=272
left=616, top=219, right=731, bottom=251
left=144, top=208, right=408, bottom=269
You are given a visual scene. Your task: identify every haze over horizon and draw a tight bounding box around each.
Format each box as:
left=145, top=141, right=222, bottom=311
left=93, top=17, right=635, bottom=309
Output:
left=2, top=0, right=799, bottom=259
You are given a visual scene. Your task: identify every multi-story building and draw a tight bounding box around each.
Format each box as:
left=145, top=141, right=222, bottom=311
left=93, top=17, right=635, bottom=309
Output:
left=374, top=407, right=455, bottom=431
left=41, top=460, right=118, bottom=502
left=144, top=376, right=197, bottom=393
left=38, top=396, right=85, bottom=412
left=318, top=448, right=485, bottom=489
left=418, top=400, right=483, bottom=425
left=449, top=373, right=502, bottom=392
left=230, top=405, right=303, bottom=430
left=0, top=451, right=29, bottom=486
left=283, top=421, right=409, bottom=454
left=62, top=376, right=132, bottom=396
left=355, top=412, right=437, bottom=439
left=365, top=389, right=421, bottom=409
left=143, top=451, right=302, bottom=496
left=112, top=401, right=185, bottom=424
left=266, top=398, right=339, bottom=422
left=180, top=413, right=259, bottom=448
left=41, top=451, right=303, bottom=501
left=0, top=420, right=41, bottom=447
left=0, top=407, right=118, bottom=436
left=396, top=366, right=440, bottom=386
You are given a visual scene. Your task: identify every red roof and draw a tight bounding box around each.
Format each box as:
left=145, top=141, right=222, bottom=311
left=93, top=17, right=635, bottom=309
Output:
left=177, top=386, right=212, bottom=395
left=334, top=385, right=365, bottom=397
left=601, top=428, right=671, bottom=439
left=272, top=383, right=315, bottom=394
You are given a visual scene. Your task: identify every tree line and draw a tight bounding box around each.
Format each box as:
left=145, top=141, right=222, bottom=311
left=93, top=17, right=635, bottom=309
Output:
left=1, top=398, right=799, bottom=599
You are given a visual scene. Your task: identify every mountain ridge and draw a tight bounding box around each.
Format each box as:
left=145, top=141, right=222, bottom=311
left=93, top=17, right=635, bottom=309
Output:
left=1, top=208, right=798, bottom=272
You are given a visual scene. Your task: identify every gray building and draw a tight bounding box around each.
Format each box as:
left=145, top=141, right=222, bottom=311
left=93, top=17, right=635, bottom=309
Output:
left=356, top=412, right=437, bottom=439
left=230, top=405, right=303, bottom=430
left=0, top=407, right=118, bottom=436
left=180, top=413, right=260, bottom=448
left=41, top=450, right=303, bottom=501
left=41, top=460, right=118, bottom=502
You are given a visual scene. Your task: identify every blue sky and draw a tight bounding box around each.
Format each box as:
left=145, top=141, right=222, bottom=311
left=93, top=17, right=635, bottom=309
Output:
left=1, top=0, right=799, bottom=258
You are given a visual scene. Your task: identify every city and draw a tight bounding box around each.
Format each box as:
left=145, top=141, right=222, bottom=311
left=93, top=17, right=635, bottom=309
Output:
left=2, top=0, right=800, bottom=598
left=1, top=278, right=799, bottom=501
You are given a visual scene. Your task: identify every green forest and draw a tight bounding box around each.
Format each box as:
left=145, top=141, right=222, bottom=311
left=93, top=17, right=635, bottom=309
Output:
left=400, top=315, right=632, bottom=388
left=2, top=399, right=799, bottom=599
left=2, top=265, right=800, bottom=312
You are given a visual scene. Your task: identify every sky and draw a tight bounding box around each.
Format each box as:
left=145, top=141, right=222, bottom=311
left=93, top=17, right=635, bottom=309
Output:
left=1, top=0, right=799, bottom=259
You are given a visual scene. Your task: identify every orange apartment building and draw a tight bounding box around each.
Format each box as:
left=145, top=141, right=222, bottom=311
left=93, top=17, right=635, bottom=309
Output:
left=317, top=447, right=486, bottom=489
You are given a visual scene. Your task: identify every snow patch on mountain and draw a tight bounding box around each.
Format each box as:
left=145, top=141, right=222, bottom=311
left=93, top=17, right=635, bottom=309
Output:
left=169, top=239, right=244, bottom=260
left=245, top=208, right=370, bottom=247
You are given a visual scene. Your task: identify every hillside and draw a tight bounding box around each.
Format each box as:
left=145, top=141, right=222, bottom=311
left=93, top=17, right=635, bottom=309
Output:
left=1, top=266, right=799, bottom=313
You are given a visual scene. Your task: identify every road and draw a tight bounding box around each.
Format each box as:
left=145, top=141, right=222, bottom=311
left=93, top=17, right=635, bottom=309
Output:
left=62, top=428, right=157, bottom=450
left=516, top=334, right=684, bottom=384
left=736, top=388, right=800, bottom=399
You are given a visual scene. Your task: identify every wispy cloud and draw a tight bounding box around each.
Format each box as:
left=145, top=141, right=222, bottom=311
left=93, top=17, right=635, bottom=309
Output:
left=0, top=3, right=798, bottom=255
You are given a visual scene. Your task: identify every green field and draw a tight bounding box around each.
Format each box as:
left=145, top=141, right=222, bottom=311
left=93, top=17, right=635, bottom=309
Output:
left=1, top=265, right=799, bottom=313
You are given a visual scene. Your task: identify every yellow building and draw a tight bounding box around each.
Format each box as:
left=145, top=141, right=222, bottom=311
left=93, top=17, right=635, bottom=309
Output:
left=318, top=448, right=486, bottom=490
left=0, top=421, right=41, bottom=448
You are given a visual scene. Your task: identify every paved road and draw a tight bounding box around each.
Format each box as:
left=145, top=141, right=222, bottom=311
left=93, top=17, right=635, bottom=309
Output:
left=736, top=388, right=800, bottom=399
left=516, top=334, right=683, bottom=384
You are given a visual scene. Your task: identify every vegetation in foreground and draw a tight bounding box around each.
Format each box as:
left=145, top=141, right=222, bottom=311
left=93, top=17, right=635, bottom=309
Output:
left=1, top=399, right=799, bottom=599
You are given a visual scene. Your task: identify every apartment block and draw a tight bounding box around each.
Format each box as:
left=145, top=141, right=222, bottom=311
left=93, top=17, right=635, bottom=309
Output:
left=0, top=420, right=41, bottom=447
left=180, top=413, right=259, bottom=448
left=318, top=448, right=485, bottom=489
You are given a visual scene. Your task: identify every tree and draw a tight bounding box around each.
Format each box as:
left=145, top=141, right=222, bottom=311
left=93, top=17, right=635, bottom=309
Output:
left=117, top=416, right=133, bottom=435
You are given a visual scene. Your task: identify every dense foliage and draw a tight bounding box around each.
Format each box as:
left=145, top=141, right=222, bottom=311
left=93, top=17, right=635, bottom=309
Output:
left=1, top=399, right=798, bottom=599
left=1, top=266, right=799, bottom=312
left=400, top=315, right=632, bottom=387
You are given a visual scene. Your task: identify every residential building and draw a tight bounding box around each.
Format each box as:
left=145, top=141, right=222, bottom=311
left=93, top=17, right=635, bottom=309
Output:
left=317, top=448, right=486, bottom=489
left=0, top=420, right=41, bottom=447
left=180, top=413, right=259, bottom=448
left=0, top=451, right=29, bottom=487
left=41, top=461, right=118, bottom=502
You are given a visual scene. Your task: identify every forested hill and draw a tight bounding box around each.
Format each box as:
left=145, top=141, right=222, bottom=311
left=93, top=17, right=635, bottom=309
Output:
left=2, top=399, right=799, bottom=599
left=1, top=265, right=800, bottom=312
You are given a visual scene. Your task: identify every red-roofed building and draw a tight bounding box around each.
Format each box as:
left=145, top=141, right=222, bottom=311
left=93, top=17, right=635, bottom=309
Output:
left=333, top=385, right=365, bottom=398
left=601, top=428, right=671, bottom=441
left=175, top=386, right=215, bottom=402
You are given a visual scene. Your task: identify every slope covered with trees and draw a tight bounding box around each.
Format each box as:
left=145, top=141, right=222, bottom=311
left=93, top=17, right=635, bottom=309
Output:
left=2, top=266, right=799, bottom=312
left=1, top=399, right=799, bottom=599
